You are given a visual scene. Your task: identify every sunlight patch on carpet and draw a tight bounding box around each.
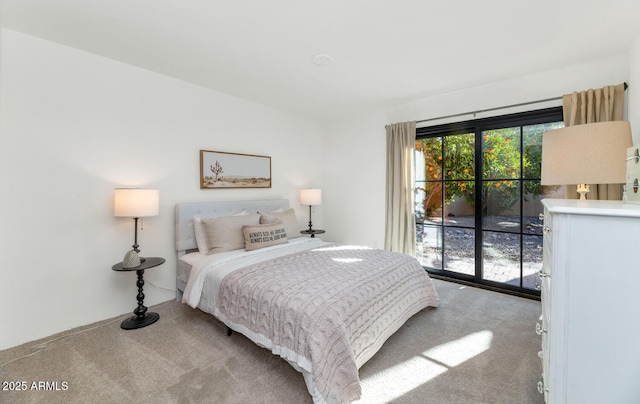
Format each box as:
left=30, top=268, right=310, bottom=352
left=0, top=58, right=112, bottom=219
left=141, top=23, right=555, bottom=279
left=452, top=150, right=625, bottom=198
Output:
left=423, top=330, right=493, bottom=367
left=357, top=355, right=448, bottom=403
left=357, top=330, right=493, bottom=403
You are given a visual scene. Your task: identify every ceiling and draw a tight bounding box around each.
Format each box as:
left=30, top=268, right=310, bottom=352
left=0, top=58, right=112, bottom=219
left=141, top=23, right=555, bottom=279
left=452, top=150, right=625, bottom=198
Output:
left=2, top=0, right=640, bottom=121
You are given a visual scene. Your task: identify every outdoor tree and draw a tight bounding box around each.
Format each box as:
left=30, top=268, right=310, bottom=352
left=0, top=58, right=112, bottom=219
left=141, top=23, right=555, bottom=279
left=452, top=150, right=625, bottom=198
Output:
left=210, top=160, right=224, bottom=181
left=416, top=126, right=547, bottom=218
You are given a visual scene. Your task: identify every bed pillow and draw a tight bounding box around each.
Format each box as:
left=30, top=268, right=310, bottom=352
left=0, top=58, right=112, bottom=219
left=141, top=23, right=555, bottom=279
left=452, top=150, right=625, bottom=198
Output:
left=259, top=208, right=300, bottom=239
left=242, top=222, right=288, bottom=251
left=193, top=217, right=210, bottom=254
left=202, top=213, right=260, bottom=254
left=194, top=211, right=247, bottom=254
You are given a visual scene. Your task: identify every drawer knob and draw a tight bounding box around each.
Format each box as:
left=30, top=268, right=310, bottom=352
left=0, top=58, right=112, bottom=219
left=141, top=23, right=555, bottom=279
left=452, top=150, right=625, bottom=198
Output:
left=539, top=213, right=544, bottom=221
left=536, top=322, right=547, bottom=335
left=537, top=381, right=548, bottom=394
left=539, top=269, right=550, bottom=279
left=543, top=226, right=552, bottom=234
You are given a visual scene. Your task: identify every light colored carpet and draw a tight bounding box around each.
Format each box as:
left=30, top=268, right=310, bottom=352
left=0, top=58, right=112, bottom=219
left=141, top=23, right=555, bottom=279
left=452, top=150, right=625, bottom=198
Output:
left=0, top=279, right=544, bottom=404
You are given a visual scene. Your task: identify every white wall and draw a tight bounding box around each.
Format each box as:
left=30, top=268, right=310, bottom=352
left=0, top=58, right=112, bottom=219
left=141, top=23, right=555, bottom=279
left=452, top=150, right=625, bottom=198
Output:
left=323, top=52, right=632, bottom=251
left=323, top=108, right=388, bottom=248
left=0, top=29, right=323, bottom=350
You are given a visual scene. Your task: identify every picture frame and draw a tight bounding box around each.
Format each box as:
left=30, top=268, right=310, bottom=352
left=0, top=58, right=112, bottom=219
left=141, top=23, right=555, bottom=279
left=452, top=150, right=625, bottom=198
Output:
left=200, top=150, right=272, bottom=189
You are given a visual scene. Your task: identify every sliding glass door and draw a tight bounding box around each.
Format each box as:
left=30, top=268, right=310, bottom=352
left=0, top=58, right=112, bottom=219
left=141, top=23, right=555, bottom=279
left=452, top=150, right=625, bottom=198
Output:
left=415, top=133, right=476, bottom=277
left=415, top=108, right=563, bottom=296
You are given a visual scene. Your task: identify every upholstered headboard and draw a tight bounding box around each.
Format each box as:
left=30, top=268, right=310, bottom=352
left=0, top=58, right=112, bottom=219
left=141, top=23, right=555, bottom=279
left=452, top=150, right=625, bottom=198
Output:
left=174, top=199, right=290, bottom=254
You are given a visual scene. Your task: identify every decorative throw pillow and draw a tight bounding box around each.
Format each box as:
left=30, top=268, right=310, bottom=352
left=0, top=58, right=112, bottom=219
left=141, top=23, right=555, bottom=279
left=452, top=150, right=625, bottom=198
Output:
left=202, top=213, right=260, bottom=254
left=242, top=222, right=288, bottom=251
left=259, top=208, right=300, bottom=239
left=194, top=211, right=247, bottom=254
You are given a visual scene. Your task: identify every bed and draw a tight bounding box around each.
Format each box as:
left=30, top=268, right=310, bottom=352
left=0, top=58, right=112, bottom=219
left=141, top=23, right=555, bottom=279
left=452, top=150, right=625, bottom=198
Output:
left=175, top=199, right=439, bottom=404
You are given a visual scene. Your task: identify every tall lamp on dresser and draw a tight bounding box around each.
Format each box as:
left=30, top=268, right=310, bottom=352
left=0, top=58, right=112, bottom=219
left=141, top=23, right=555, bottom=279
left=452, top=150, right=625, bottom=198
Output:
left=541, top=121, right=632, bottom=199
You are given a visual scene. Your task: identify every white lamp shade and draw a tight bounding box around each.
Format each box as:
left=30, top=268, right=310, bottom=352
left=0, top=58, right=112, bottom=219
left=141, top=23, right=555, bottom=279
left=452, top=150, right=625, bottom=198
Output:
left=300, top=189, right=322, bottom=205
left=114, top=189, right=159, bottom=217
left=541, top=121, right=632, bottom=185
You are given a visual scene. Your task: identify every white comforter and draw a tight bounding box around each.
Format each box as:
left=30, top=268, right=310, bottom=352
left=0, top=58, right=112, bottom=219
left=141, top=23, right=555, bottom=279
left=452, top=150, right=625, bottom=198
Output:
left=181, top=238, right=439, bottom=404
left=182, top=237, right=327, bottom=308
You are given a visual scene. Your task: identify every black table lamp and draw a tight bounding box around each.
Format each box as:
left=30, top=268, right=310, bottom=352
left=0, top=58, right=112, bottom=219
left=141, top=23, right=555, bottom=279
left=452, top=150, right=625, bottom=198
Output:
left=114, top=188, right=159, bottom=268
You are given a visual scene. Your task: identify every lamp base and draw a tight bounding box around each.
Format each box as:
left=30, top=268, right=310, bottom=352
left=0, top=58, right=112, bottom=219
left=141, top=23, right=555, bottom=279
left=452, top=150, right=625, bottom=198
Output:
left=121, top=312, right=159, bottom=330
left=307, top=205, right=314, bottom=231
left=122, top=250, right=141, bottom=268
left=577, top=184, right=590, bottom=200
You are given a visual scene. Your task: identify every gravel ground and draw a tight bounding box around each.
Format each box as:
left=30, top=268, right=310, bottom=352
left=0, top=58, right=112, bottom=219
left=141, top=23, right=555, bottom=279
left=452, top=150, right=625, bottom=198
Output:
left=418, top=215, right=544, bottom=262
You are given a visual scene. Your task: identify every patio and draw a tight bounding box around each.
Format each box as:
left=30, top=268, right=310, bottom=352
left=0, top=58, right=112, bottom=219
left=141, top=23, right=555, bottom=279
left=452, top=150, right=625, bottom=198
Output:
left=416, top=215, right=543, bottom=290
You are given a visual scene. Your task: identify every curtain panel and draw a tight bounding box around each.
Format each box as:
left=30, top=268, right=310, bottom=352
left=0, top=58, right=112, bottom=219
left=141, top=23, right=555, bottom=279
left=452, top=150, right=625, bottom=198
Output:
left=561, top=83, right=626, bottom=200
left=384, top=121, right=416, bottom=256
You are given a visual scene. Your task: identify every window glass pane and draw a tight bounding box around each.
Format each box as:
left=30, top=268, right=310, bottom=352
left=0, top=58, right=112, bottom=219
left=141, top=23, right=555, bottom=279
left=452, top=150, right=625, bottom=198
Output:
left=444, top=133, right=475, bottom=180
left=483, top=180, right=521, bottom=233
left=416, top=182, right=443, bottom=223
left=417, top=224, right=442, bottom=269
left=482, top=127, right=521, bottom=180
left=444, top=227, right=474, bottom=275
left=482, top=230, right=521, bottom=286
left=444, top=182, right=474, bottom=228
left=416, top=137, right=442, bottom=181
left=523, top=180, right=544, bottom=236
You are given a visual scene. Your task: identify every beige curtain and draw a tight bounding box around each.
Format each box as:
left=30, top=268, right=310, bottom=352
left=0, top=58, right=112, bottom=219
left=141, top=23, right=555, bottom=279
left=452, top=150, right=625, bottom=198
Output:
left=385, top=121, right=416, bottom=256
left=562, top=83, right=626, bottom=200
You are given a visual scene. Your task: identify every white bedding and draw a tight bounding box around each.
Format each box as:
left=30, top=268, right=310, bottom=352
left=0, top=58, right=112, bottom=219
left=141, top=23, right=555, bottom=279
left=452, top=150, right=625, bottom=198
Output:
left=182, top=237, right=326, bottom=309
left=180, top=238, right=439, bottom=404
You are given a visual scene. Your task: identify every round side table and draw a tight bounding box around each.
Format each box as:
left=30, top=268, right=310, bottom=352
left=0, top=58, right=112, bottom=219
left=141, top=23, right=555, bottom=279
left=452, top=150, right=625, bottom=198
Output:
left=300, top=229, right=325, bottom=238
left=112, top=257, right=165, bottom=330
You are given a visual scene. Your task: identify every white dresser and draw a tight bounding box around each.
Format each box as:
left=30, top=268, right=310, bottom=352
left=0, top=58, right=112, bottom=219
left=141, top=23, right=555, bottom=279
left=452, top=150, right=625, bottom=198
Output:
left=539, top=199, right=640, bottom=404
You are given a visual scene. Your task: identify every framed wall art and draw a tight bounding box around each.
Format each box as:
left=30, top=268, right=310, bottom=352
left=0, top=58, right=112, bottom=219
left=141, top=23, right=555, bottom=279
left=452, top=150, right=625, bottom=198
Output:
left=200, top=150, right=272, bottom=189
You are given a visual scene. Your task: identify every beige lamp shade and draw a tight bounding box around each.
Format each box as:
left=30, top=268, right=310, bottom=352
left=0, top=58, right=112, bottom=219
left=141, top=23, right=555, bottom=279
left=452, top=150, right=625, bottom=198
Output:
left=114, top=189, right=160, bottom=217
left=300, top=189, right=322, bottom=205
left=541, top=121, right=632, bottom=186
